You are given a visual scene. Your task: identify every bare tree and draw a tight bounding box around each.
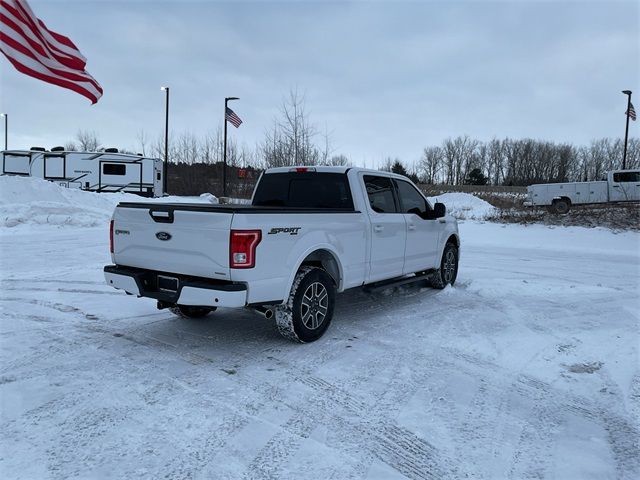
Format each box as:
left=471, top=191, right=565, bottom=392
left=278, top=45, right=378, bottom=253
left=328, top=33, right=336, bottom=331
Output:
left=76, top=130, right=100, bottom=151
left=136, top=129, right=148, bottom=156
left=328, top=154, right=351, bottom=166
left=261, top=88, right=331, bottom=167
left=486, top=138, right=504, bottom=185
left=419, top=146, right=443, bottom=184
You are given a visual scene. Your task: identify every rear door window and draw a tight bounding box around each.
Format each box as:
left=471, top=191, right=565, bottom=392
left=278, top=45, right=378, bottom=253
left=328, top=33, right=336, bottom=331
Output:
left=613, top=171, right=640, bottom=183
left=363, top=175, right=398, bottom=213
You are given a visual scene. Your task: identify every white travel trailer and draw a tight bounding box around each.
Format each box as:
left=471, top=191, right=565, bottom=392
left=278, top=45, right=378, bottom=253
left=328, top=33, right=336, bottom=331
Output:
left=0, top=147, right=165, bottom=197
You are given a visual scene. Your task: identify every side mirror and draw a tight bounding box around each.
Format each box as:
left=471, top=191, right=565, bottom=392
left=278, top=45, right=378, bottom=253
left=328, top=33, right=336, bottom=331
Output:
left=434, top=202, right=446, bottom=219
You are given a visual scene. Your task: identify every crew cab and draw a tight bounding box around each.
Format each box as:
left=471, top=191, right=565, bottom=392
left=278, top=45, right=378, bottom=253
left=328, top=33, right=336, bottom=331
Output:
left=104, top=167, right=460, bottom=342
left=526, top=169, right=640, bottom=214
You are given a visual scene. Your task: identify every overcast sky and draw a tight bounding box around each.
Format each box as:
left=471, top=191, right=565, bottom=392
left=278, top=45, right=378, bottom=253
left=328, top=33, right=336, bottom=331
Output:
left=1, top=0, right=638, bottom=167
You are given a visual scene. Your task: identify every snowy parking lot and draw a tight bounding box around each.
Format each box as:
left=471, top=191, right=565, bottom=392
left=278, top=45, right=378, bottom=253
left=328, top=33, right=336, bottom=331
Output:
left=1, top=180, right=639, bottom=479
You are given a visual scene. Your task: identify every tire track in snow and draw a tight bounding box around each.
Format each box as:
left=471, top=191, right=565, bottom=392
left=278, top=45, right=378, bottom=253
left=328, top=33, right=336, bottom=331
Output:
left=445, top=347, right=640, bottom=480
left=243, top=344, right=459, bottom=480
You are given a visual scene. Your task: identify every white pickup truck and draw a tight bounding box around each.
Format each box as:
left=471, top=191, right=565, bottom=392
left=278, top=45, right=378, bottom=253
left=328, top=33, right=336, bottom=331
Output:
left=104, top=167, right=460, bottom=342
left=526, top=169, right=640, bottom=214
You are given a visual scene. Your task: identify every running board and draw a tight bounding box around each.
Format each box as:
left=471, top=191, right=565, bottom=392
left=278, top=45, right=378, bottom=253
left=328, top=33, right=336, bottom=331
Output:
left=363, top=269, right=437, bottom=293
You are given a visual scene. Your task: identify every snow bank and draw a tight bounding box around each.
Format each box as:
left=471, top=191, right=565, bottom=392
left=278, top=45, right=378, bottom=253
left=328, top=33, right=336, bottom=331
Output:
left=427, top=192, right=495, bottom=220
left=199, top=192, right=219, bottom=204
left=0, top=176, right=212, bottom=229
left=1, top=176, right=495, bottom=228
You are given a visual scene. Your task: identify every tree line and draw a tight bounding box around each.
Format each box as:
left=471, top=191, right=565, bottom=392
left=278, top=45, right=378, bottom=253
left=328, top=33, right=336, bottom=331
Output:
left=63, top=88, right=639, bottom=193
left=417, top=136, right=639, bottom=186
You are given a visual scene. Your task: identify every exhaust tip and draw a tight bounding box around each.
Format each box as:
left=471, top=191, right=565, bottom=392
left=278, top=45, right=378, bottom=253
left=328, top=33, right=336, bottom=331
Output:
left=253, top=306, right=274, bottom=319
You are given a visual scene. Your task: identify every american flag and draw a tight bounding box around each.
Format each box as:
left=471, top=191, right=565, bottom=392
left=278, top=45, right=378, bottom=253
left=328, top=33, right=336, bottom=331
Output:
left=0, top=0, right=103, bottom=104
left=226, top=107, right=242, bottom=128
left=626, top=102, right=637, bottom=121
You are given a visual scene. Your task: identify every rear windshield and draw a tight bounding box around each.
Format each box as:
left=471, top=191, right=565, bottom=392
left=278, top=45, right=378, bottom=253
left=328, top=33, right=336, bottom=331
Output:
left=252, top=172, right=354, bottom=209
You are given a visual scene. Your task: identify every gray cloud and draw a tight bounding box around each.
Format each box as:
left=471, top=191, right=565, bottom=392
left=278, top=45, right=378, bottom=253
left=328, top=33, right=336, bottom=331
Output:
left=1, top=0, right=638, bottom=166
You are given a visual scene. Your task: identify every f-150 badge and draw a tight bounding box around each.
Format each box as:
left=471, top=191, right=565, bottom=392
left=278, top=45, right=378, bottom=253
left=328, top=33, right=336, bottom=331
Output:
left=268, top=227, right=301, bottom=235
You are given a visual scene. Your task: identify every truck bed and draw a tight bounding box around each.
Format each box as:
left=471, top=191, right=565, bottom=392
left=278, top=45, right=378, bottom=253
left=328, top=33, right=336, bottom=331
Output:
left=117, top=202, right=359, bottom=214
left=112, top=201, right=366, bottom=293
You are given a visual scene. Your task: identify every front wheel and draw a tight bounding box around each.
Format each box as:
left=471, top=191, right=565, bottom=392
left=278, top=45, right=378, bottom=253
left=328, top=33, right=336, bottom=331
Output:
left=275, top=266, right=336, bottom=343
left=169, top=305, right=216, bottom=319
left=429, top=243, right=459, bottom=289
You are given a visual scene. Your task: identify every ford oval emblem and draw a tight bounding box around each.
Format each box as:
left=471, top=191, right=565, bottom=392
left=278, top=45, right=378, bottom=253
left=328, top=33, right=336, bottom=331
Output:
left=156, top=231, right=172, bottom=241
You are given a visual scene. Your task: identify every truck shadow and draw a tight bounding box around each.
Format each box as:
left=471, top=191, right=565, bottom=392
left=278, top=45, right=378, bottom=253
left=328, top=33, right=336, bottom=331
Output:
left=117, top=280, right=446, bottom=361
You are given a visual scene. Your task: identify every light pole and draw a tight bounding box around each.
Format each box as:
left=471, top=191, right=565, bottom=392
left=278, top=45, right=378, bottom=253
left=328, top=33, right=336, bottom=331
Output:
left=223, top=96, right=239, bottom=197
left=0, top=113, right=6, bottom=150
left=161, top=87, right=169, bottom=195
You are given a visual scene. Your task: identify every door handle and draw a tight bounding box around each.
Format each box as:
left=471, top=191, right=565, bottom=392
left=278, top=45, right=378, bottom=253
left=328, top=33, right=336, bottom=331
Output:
left=408, top=224, right=416, bottom=231
left=438, top=219, right=446, bottom=224
left=374, top=225, right=384, bottom=232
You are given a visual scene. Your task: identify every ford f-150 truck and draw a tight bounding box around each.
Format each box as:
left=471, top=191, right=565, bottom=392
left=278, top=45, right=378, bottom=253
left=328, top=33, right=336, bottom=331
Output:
left=104, top=167, right=460, bottom=342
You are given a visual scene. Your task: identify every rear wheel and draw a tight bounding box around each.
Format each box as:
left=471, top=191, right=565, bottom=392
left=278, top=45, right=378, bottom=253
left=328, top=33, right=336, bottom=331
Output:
left=275, top=266, right=336, bottom=343
left=551, top=198, right=571, bottom=214
left=429, top=243, right=459, bottom=289
left=169, top=305, right=216, bottom=319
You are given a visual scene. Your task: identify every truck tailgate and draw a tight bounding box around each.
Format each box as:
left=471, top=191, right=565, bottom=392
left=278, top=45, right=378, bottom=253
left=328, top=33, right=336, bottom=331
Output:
left=112, top=204, right=232, bottom=280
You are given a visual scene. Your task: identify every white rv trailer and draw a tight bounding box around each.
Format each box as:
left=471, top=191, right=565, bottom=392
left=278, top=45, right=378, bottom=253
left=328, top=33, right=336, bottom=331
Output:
left=0, top=148, right=165, bottom=197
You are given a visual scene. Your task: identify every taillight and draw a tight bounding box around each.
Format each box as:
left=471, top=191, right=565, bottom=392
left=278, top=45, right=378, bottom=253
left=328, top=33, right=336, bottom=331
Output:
left=289, top=167, right=316, bottom=173
left=230, top=230, right=261, bottom=268
left=109, top=220, right=114, bottom=253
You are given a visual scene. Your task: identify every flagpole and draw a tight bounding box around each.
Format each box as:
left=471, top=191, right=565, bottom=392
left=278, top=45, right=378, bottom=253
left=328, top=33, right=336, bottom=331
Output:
left=223, top=96, right=239, bottom=198
left=0, top=114, right=7, bottom=150
left=622, top=90, right=632, bottom=170
left=223, top=98, right=228, bottom=197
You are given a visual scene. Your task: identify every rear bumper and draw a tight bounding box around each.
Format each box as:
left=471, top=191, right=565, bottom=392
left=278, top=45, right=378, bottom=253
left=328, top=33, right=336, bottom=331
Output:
left=104, top=265, right=247, bottom=308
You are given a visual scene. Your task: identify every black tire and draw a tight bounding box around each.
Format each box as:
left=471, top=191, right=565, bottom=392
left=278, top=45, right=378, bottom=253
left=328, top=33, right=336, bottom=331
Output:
left=275, top=266, right=336, bottom=343
left=551, top=198, right=571, bottom=214
left=429, top=243, right=459, bottom=289
left=169, top=305, right=216, bottom=319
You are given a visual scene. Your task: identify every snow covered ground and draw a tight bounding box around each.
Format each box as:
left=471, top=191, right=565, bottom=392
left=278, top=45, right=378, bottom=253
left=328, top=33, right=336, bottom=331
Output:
left=1, top=179, right=639, bottom=479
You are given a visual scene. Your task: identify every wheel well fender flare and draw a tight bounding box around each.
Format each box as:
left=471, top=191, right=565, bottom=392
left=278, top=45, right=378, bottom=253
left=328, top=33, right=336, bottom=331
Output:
left=437, top=233, right=461, bottom=264
left=283, top=245, right=344, bottom=300
left=552, top=196, right=572, bottom=205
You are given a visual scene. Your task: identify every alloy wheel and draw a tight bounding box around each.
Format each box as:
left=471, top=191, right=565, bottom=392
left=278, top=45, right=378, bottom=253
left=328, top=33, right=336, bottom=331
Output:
left=300, top=282, right=329, bottom=330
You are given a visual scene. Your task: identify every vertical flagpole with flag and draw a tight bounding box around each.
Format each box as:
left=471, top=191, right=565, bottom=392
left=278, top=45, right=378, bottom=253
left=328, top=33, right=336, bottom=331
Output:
left=0, top=0, right=102, bottom=103
left=223, top=98, right=242, bottom=197
left=622, top=90, right=635, bottom=170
